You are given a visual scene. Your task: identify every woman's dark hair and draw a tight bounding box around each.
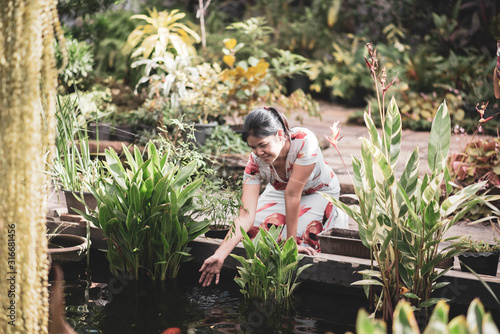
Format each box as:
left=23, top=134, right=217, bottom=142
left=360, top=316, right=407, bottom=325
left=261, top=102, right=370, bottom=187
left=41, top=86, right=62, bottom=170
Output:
left=242, top=107, right=290, bottom=142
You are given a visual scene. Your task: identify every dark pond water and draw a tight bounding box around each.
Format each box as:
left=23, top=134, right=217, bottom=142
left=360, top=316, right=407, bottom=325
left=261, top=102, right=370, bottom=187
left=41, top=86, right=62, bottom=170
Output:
left=55, top=250, right=368, bottom=334
left=55, top=250, right=500, bottom=333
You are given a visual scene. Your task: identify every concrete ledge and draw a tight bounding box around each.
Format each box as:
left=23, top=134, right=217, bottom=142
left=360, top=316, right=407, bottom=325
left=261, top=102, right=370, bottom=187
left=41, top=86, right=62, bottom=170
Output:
left=189, top=237, right=500, bottom=310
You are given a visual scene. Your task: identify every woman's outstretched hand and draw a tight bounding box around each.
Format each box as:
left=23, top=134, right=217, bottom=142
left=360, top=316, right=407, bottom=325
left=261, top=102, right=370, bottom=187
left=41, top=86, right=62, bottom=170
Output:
left=199, top=255, right=225, bottom=287
left=297, top=244, right=318, bottom=256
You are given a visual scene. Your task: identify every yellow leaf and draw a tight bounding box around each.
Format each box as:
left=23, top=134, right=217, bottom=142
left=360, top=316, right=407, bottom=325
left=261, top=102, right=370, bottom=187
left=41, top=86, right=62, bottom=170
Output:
left=327, top=0, right=342, bottom=27
left=224, top=38, right=237, bottom=50
left=223, top=55, right=235, bottom=67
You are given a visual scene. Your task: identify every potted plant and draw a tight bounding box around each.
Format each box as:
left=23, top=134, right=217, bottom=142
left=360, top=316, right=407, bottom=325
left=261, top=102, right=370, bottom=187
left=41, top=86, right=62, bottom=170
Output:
left=198, top=179, right=242, bottom=239
left=447, top=137, right=500, bottom=222
left=453, top=236, right=500, bottom=276
left=132, top=54, right=228, bottom=146
left=51, top=95, right=105, bottom=215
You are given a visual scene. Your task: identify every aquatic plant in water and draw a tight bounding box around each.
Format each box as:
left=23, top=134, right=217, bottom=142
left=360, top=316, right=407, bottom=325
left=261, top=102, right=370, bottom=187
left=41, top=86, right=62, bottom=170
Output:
left=231, top=226, right=313, bottom=303
left=323, top=43, right=500, bottom=321
left=80, top=141, right=209, bottom=280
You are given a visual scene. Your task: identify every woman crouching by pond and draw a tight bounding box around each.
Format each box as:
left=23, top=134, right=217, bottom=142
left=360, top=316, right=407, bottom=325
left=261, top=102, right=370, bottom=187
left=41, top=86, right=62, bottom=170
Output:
left=199, top=106, right=348, bottom=287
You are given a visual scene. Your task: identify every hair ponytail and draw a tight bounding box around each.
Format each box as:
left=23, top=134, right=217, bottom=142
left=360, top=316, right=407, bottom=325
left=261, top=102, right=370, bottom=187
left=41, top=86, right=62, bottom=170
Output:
left=242, top=106, right=290, bottom=142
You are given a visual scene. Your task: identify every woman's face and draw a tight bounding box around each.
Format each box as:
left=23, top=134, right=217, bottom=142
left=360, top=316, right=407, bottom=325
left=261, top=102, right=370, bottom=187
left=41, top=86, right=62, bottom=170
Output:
left=247, top=132, right=284, bottom=164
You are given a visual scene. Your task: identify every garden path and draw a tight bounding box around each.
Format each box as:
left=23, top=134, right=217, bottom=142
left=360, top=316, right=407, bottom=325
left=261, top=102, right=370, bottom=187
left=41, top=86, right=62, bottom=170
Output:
left=290, top=101, right=500, bottom=249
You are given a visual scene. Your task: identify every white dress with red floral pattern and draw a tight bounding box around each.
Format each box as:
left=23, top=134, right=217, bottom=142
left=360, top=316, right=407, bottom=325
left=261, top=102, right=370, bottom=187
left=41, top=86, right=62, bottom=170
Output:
left=243, top=127, right=348, bottom=250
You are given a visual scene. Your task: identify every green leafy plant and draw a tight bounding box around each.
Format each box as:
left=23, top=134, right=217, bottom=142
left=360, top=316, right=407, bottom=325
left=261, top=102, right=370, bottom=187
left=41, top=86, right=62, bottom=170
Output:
left=199, top=124, right=250, bottom=155
left=322, top=43, right=500, bottom=321
left=51, top=95, right=105, bottom=194
left=132, top=54, right=229, bottom=124
left=55, top=35, right=94, bottom=92
left=452, top=236, right=500, bottom=254
left=231, top=226, right=313, bottom=303
left=90, top=9, right=136, bottom=78
left=356, top=298, right=499, bottom=334
left=80, top=141, right=209, bottom=280
left=323, top=35, right=374, bottom=103
left=221, top=36, right=320, bottom=121
left=196, top=178, right=242, bottom=230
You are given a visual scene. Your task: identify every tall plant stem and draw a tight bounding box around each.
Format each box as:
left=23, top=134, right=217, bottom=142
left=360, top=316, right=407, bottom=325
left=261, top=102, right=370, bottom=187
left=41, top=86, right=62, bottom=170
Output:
left=334, top=146, right=354, bottom=186
left=451, top=123, right=482, bottom=184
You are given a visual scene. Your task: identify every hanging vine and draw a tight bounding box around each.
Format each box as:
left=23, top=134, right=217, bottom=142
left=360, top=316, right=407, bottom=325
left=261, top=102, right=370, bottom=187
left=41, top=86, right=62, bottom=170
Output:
left=0, top=0, right=63, bottom=333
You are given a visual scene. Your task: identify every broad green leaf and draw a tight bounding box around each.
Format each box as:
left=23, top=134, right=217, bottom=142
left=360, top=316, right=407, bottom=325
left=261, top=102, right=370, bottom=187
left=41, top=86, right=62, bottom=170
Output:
left=428, top=101, right=451, bottom=173
left=105, top=148, right=127, bottom=189
left=424, top=199, right=440, bottom=230
left=177, top=178, right=203, bottom=208
left=151, top=175, right=170, bottom=207
left=403, top=292, right=419, bottom=299
left=141, top=177, right=154, bottom=202
left=421, top=298, right=443, bottom=308
left=296, top=263, right=313, bottom=277
left=148, top=141, right=160, bottom=167
left=130, top=183, right=141, bottom=214
left=351, top=279, right=384, bottom=287
left=173, top=162, right=196, bottom=189
left=122, top=144, right=138, bottom=173
left=134, top=145, right=144, bottom=168
left=357, top=269, right=382, bottom=278
left=433, top=282, right=451, bottom=290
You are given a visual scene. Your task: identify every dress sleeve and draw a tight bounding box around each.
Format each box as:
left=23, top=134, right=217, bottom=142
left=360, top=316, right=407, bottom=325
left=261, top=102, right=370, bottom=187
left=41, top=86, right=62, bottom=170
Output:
left=242, top=153, right=263, bottom=185
left=292, top=129, right=319, bottom=166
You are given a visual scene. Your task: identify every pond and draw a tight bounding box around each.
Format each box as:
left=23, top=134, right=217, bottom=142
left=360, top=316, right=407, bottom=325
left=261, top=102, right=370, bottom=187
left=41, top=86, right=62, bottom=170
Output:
left=56, top=250, right=368, bottom=334
left=55, top=249, right=498, bottom=333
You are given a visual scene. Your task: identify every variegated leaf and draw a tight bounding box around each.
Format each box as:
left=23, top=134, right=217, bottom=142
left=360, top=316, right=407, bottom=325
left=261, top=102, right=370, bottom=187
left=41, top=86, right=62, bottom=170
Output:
left=361, top=138, right=395, bottom=187
left=352, top=157, right=365, bottom=190
left=384, top=97, right=402, bottom=168
left=440, top=181, right=487, bottom=216
left=440, top=193, right=469, bottom=217
left=361, top=141, right=376, bottom=190
left=398, top=148, right=419, bottom=200
left=428, top=101, right=451, bottom=173
left=422, top=173, right=444, bottom=206
left=396, top=182, right=420, bottom=224
left=424, top=199, right=440, bottom=230
left=364, top=111, right=382, bottom=150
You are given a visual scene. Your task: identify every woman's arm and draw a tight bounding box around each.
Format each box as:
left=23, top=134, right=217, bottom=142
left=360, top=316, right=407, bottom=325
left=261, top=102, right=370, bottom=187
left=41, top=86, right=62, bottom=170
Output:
left=284, top=163, right=315, bottom=255
left=199, top=182, right=260, bottom=286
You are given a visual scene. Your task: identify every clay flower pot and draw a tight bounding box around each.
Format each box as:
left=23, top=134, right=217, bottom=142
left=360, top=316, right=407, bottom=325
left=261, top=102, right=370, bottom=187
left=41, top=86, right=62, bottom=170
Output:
left=47, top=234, right=90, bottom=264
left=63, top=189, right=97, bottom=215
